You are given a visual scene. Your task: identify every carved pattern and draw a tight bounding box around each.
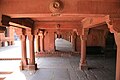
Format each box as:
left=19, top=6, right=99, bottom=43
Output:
left=49, top=0, right=64, bottom=13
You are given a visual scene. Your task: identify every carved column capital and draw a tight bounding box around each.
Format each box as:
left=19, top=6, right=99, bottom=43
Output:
left=105, top=15, right=120, bottom=33
left=80, top=35, right=87, bottom=41
left=38, top=30, right=44, bottom=38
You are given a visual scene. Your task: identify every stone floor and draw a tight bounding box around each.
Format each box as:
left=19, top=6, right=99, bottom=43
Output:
left=3, top=56, right=115, bottom=80
left=0, top=40, right=116, bottom=80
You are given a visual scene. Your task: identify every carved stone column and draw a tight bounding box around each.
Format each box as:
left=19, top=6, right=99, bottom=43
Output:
left=79, top=35, right=88, bottom=70
left=106, top=17, right=120, bottom=80
left=39, top=31, right=44, bottom=52
left=48, top=30, right=55, bottom=52
left=71, top=32, right=76, bottom=52
left=19, top=29, right=28, bottom=70
left=114, top=33, right=120, bottom=80
left=28, top=34, right=37, bottom=70
left=35, top=35, right=39, bottom=53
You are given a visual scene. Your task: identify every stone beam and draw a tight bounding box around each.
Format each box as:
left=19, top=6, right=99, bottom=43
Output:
left=10, top=18, right=34, bottom=28
left=0, top=15, right=11, bottom=26
left=35, top=22, right=82, bottom=30
left=81, top=16, right=107, bottom=29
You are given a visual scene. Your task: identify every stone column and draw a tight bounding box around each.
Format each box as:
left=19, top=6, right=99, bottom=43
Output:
left=71, top=32, right=76, bottom=52
left=114, top=33, right=120, bottom=80
left=35, top=35, right=39, bottom=53
left=19, top=33, right=28, bottom=70
left=28, top=35, right=37, bottom=70
left=48, top=30, right=55, bottom=52
left=79, top=35, right=88, bottom=70
left=39, top=31, right=44, bottom=52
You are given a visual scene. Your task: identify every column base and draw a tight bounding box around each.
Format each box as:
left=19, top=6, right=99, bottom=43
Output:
left=27, top=64, right=37, bottom=70
left=79, top=63, right=88, bottom=70
left=19, top=64, right=37, bottom=70
left=19, top=65, right=28, bottom=70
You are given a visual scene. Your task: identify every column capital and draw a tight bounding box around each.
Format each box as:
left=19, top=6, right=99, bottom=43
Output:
left=80, top=35, right=87, bottom=41
left=105, top=15, right=120, bottom=33
left=82, top=28, right=89, bottom=35
left=28, top=35, right=35, bottom=41
left=38, top=30, right=44, bottom=38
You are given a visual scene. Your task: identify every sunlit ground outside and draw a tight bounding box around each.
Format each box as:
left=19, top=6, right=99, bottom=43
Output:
left=0, top=40, right=32, bottom=80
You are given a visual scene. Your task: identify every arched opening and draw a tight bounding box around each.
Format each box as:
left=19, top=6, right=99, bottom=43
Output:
left=55, top=32, right=73, bottom=52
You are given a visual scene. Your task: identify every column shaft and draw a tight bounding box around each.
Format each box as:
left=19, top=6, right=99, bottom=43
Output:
left=71, top=33, right=76, bottom=52
left=40, top=35, right=44, bottom=52
left=80, top=35, right=88, bottom=70
left=35, top=35, right=39, bottom=53
left=114, top=33, right=120, bottom=80
left=21, top=35, right=28, bottom=66
left=28, top=35, right=35, bottom=65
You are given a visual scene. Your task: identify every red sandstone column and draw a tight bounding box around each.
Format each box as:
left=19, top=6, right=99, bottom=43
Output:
left=21, top=35, right=28, bottom=65
left=114, top=33, right=120, bottom=80
left=20, top=34, right=28, bottom=70
left=79, top=35, right=88, bottom=70
left=71, top=32, right=76, bottom=52
left=28, top=34, right=37, bottom=70
left=35, top=35, right=39, bottom=53
left=28, top=35, right=35, bottom=65
left=48, top=30, right=55, bottom=52
left=39, top=31, right=44, bottom=52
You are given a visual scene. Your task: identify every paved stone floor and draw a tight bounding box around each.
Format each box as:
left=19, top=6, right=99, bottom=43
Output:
left=0, top=40, right=116, bottom=80
left=3, top=56, right=115, bottom=80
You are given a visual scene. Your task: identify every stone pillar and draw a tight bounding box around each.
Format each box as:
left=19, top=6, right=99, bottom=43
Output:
left=28, top=35, right=37, bottom=70
left=79, top=35, right=88, bottom=70
left=71, top=32, right=76, bottom=52
left=19, top=33, right=28, bottom=70
left=35, top=35, right=39, bottom=53
left=48, top=30, right=55, bottom=52
left=114, top=33, right=120, bottom=80
left=39, top=31, right=44, bottom=52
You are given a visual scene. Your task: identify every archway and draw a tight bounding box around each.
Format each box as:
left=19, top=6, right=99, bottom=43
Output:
left=55, top=31, right=73, bottom=52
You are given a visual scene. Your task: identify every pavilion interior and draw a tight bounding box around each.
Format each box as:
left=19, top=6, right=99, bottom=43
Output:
left=0, top=0, right=120, bottom=80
